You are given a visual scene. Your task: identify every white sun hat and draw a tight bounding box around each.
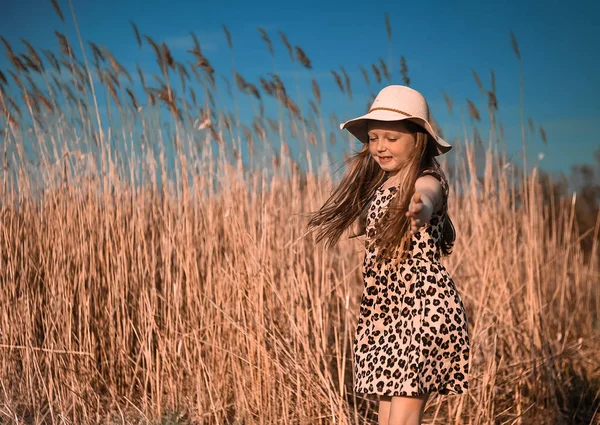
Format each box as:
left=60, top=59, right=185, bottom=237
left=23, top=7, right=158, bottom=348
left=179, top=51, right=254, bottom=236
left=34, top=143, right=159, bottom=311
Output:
left=340, top=85, right=452, bottom=156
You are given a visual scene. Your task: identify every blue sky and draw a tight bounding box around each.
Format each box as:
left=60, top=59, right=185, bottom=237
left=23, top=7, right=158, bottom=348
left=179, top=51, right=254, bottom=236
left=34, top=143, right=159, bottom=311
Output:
left=2, top=0, right=599, bottom=181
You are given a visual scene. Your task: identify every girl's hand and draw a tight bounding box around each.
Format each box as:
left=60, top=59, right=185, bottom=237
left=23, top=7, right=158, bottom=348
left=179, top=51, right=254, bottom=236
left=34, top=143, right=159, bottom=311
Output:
left=405, top=192, right=432, bottom=235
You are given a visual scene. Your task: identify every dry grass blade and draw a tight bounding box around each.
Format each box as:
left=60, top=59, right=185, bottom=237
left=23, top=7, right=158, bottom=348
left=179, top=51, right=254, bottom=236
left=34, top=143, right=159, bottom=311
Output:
left=400, top=56, right=410, bottom=86
left=278, top=31, right=293, bottom=62
left=0, top=69, right=7, bottom=86
left=510, top=29, right=521, bottom=60
left=467, top=99, right=481, bottom=121
left=384, top=12, right=392, bottom=41
left=222, top=25, right=233, bottom=50
left=130, top=21, right=142, bottom=49
left=312, top=79, right=321, bottom=105
left=50, top=0, right=64, bottom=22
left=258, top=27, right=273, bottom=56
left=295, top=46, right=311, bottom=69
left=371, top=63, right=382, bottom=84
left=441, top=89, right=453, bottom=114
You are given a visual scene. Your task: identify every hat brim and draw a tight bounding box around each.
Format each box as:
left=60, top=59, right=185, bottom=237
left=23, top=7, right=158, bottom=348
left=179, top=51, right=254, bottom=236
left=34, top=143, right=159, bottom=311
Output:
left=340, top=109, right=452, bottom=156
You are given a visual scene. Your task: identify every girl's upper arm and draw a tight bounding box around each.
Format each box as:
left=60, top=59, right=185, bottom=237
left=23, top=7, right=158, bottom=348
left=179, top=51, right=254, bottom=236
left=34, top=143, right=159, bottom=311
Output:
left=415, top=175, right=444, bottom=213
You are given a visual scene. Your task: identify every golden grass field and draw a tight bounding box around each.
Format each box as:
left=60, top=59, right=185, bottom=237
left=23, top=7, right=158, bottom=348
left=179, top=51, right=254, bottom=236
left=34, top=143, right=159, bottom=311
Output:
left=0, top=4, right=599, bottom=424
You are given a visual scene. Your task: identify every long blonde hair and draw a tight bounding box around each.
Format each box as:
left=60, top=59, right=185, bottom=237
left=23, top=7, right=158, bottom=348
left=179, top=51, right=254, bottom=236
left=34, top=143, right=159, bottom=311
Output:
left=307, top=120, right=456, bottom=262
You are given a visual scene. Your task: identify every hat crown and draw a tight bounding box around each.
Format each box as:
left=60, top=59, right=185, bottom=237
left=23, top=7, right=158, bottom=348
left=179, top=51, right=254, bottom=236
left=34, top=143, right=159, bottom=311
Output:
left=370, top=85, right=430, bottom=121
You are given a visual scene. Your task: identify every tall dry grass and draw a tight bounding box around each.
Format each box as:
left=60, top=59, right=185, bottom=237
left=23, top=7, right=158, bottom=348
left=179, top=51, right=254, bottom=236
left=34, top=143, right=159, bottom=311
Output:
left=0, top=4, right=599, bottom=425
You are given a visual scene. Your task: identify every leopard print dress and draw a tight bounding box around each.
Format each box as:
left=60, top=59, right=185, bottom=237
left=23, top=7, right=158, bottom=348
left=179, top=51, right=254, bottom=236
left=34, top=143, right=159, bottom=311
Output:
left=353, top=169, right=470, bottom=397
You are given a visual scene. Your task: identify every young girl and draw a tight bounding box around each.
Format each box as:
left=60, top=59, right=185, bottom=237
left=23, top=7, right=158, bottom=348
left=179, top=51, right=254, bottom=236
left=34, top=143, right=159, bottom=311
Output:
left=307, top=85, right=470, bottom=425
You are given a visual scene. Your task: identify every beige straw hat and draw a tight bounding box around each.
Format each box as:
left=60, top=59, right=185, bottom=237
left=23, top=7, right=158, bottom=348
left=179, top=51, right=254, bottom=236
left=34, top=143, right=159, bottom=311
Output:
left=340, top=85, right=452, bottom=156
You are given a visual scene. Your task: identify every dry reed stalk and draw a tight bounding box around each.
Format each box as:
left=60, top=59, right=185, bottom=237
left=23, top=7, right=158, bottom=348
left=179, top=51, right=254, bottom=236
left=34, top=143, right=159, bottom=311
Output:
left=371, top=63, right=382, bottom=84
left=472, top=69, right=485, bottom=96
left=442, top=89, right=453, bottom=114
left=54, top=31, right=74, bottom=58
left=278, top=31, right=294, bottom=62
left=400, top=56, right=410, bottom=86
left=384, top=12, right=392, bottom=41
left=510, top=29, right=521, bottom=60
left=378, top=57, right=390, bottom=82
left=130, top=20, right=142, bottom=48
left=341, top=66, right=352, bottom=100
left=50, top=0, right=65, bottom=21
left=295, top=46, right=311, bottom=69
left=222, top=25, right=233, bottom=50
left=331, top=70, right=344, bottom=94
left=360, top=65, right=370, bottom=87
left=539, top=127, right=547, bottom=145
left=311, top=79, right=321, bottom=106
left=467, top=99, right=481, bottom=122
left=258, top=27, right=273, bottom=56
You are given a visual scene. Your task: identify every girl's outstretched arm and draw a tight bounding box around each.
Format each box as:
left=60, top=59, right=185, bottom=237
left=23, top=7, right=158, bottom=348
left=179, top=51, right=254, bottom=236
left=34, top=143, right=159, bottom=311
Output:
left=405, top=175, right=444, bottom=234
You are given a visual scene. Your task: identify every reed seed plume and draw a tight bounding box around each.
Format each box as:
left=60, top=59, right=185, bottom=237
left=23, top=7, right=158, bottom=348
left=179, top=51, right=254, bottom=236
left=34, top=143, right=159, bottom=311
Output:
left=467, top=99, right=481, bottom=121
left=311, top=78, right=321, bottom=105
left=329, top=131, right=336, bottom=145
left=359, top=65, right=370, bottom=87
left=472, top=69, right=485, bottom=96
left=54, top=31, right=74, bottom=58
left=126, top=87, right=138, bottom=110
left=341, top=66, right=352, bottom=100
left=177, top=62, right=190, bottom=90
left=371, top=63, right=381, bottom=84
left=21, top=39, right=44, bottom=72
left=308, top=99, right=318, bottom=116
left=510, top=29, right=521, bottom=60
left=43, top=49, right=60, bottom=72
left=0, top=36, right=15, bottom=58
left=384, top=12, right=392, bottom=41
left=0, top=69, right=7, bottom=86
left=8, top=71, right=23, bottom=90
left=379, top=57, right=390, bottom=82
left=222, top=24, right=233, bottom=50
left=189, top=31, right=202, bottom=55
left=441, top=89, right=453, bottom=114
left=130, top=20, right=142, bottom=49
left=258, top=27, right=274, bottom=56
left=400, top=56, right=410, bottom=86
left=331, top=70, right=345, bottom=94
left=278, top=30, right=294, bottom=62
left=488, top=91, right=497, bottom=111
left=528, top=117, right=534, bottom=134
left=539, top=126, right=547, bottom=144
left=50, top=0, right=65, bottom=22
left=295, top=46, right=311, bottom=69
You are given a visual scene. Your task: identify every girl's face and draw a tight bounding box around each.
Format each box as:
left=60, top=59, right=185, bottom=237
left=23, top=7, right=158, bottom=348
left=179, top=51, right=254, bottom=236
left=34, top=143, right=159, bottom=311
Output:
left=367, top=120, right=417, bottom=176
